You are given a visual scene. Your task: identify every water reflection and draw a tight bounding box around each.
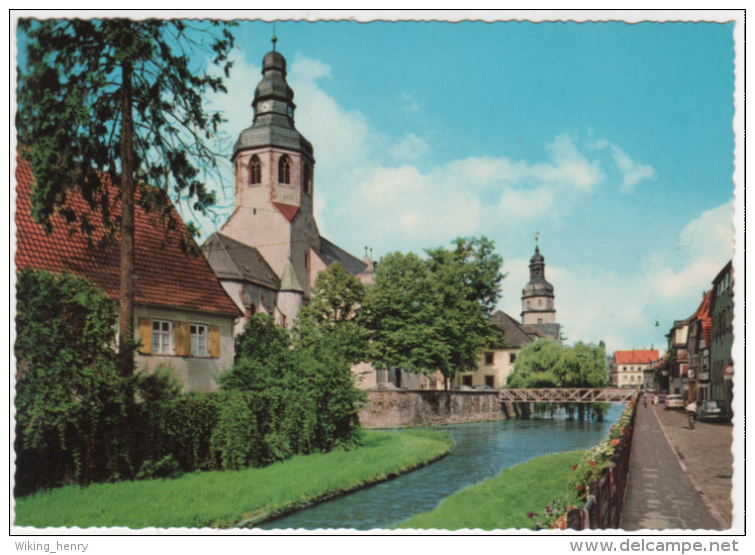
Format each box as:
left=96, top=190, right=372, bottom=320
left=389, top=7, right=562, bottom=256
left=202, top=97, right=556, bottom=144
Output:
left=259, top=403, right=624, bottom=530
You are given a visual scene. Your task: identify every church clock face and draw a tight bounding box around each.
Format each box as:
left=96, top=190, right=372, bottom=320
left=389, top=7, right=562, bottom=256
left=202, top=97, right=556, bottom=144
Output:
left=259, top=101, right=271, bottom=112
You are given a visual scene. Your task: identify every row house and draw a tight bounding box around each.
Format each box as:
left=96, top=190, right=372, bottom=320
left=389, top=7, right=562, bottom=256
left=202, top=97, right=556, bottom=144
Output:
left=665, top=318, right=691, bottom=397
left=710, top=261, right=734, bottom=407
left=15, top=156, right=242, bottom=392
left=686, top=290, right=712, bottom=402
left=609, top=349, right=660, bottom=389
left=663, top=259, right=734, bottom=405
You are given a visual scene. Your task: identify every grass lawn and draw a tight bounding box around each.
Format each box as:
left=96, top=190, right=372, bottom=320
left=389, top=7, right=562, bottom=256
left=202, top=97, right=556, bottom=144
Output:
left=397, top=450, right=585, bottom=531
left=14, top=429, right=452, bottom=530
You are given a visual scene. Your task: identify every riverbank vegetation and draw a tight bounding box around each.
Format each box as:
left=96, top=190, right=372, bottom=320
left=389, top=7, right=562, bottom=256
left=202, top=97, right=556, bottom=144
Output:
left=14, top=270, right=366, bottom=496
left=396, top=450, right=585, bottom=530
left=15, top=429, right=452, bottom=529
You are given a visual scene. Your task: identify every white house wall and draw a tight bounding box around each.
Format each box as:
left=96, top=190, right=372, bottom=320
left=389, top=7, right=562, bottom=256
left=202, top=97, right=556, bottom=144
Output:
left=134, top=304, right=235, bottom=393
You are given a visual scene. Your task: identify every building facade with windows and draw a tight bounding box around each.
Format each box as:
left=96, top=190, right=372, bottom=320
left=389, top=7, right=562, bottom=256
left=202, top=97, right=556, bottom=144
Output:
left=686, top=290, right=712, bottom=402
left=609, top=349, right=660, bottom=388
left=710, top=260, right=734, bottom=406
left=453, top=310, right=539, bottom=389
left=15, top=157, right=242, bottom=392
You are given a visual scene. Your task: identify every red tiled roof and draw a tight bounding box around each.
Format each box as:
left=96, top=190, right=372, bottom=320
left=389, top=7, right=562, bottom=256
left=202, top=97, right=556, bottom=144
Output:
left=689, top=290, right=713, bottom=347
left=15, top=156, right=241, bottom=317
left=614, top=349, right=660, bottom=365
left=689, top=290, right=712, bottom=321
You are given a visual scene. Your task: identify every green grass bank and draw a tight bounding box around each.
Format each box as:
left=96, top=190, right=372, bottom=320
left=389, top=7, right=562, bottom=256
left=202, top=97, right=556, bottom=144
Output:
left=15, top=429, right=452, bottom=529
left=397, top=450, right=585, bottom=531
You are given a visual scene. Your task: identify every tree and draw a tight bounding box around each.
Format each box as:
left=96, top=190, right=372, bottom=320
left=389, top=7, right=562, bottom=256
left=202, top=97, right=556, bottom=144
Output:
left=362, top=237, right=504, bottom=389
left=446, top=236, right=504, bottom=317
left=361, top=252, right=449, bottom=379
left=293, top=262, right=368, bottom=366
left=17, top=19, right=235, bottom=375
left=507, top=340, right=608, bottom=420
left=14, top=269, right=129, bottom=491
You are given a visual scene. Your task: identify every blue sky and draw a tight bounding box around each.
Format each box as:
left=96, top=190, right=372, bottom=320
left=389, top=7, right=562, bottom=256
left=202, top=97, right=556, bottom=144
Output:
left=194, top=19, right=735, bottom=354
left=15, top=16, right=738, bottom=355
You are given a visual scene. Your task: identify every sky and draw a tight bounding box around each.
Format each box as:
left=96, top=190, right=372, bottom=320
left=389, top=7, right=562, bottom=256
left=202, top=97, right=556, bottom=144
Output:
left=14, top=14, right=739, bottom=356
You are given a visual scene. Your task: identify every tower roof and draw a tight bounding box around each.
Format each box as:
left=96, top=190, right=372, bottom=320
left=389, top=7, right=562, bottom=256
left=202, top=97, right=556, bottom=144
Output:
left=522, top=244, right=554, bottom=299
left=233, top=48, right=312, bottom=158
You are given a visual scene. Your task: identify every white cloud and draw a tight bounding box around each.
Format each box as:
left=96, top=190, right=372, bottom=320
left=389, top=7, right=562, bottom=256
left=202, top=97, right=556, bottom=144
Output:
left=389, top=133, right=429, bottom=161
left=677, top=201, right=734, bottom=262
left=594, top=140, right=656, bottom=192
left=497, top=187, right=555, bottom=221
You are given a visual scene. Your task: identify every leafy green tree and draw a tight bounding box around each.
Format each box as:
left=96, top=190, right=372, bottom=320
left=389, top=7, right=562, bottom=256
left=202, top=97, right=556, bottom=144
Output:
left=17, top=19, right=235, bottom=375
left=447, top=236, right=504, bottom=316
left=361, top=251, right=450, bottom=383
left=507, top=340, right=608, bottom=420
left=363, top=237, right=504, bottom=389
left=293, top=262, right=368, bottom=366
left=14, top=269, right=130, bottom=492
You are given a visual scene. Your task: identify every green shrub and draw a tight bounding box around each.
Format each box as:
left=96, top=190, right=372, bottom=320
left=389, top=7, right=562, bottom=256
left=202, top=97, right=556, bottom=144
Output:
left=14, top=269, right=131, bottom=495
left=211, top=392, right=260, bottom=470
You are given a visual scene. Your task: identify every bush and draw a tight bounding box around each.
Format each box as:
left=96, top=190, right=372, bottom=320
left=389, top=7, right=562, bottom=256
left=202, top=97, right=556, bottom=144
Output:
left=14, top=269, right=131, bottom=495
left=15, top=275, right=367, bottom=496
left=211, top=392, right=261, bottom=470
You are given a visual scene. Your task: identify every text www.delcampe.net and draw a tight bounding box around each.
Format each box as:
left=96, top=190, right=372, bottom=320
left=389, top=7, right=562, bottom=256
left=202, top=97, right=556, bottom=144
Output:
left=570, top=540, right=739, bottom=554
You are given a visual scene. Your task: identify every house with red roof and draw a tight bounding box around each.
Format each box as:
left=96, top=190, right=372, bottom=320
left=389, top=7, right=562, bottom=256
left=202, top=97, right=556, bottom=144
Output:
left=686, top=290, right=713, bottom=402
left=15, top=156, right=242, bottom=392
left=609, top=349, right=660, bottom=389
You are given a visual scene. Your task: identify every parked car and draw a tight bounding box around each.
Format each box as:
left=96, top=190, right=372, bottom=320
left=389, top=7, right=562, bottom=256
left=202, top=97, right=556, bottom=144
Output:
left=474, top=384, right=493, bottom=391
left=656, top=394, right=667, bottom=405
left=665, top=394, right=685, bottom=410
left=697, top=399, right=731, bottom=422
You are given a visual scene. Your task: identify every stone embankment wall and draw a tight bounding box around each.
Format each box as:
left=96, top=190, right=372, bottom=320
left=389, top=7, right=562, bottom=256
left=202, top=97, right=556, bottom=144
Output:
left=359, top=390, right=509, bottom=429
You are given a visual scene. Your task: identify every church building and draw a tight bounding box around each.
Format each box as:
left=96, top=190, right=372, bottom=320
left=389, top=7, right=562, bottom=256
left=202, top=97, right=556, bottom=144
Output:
left=203, top=43, right=374, bottom=333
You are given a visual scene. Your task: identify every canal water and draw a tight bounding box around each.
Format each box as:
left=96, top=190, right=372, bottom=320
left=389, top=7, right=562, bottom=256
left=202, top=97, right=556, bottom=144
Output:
left=258, top=403, right=625, bottom=530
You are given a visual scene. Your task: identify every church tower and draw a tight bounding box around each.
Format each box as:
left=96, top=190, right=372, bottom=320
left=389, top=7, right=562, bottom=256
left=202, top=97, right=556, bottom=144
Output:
left=521, top=244, right=558, bottom=332
left=221, top=39, right=320, bottom=300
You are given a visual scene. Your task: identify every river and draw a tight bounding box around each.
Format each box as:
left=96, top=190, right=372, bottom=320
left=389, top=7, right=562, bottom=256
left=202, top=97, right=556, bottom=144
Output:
left=257, top=402, right=625, bottom=530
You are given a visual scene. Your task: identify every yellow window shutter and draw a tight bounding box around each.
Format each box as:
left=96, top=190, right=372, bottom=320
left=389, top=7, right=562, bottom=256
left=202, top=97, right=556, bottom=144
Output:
left=175, top=321, right=191, bottom=357
left=138, top=317, right=152, bottom=355
left=210, top=324, right=221, bottom=358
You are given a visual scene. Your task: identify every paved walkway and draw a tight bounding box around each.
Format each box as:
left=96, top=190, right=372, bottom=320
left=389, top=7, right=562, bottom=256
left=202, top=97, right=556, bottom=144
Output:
left=621, top=401, right=731, bottom=530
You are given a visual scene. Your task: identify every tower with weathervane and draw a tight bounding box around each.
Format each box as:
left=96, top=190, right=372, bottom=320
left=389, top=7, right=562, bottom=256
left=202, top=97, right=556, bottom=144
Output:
left=207, top=36, right=373, bottom=332
left=220, top=34, right=321, bottom=301
left=521, top=237, right=561, bottom=341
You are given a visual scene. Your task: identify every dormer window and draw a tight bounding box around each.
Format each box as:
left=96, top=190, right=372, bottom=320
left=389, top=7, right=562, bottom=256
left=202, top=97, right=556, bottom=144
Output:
left=303, top=164, right=312, bottom=195
left=278, top=155, right=292, bottom=184
left=249, top=155, right=262, bottom=185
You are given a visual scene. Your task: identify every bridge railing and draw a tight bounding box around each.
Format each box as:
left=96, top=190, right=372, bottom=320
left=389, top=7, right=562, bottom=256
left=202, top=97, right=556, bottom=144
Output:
left=499, top=388, right=636, bottom=404
left=566, top=393, right=639, bottom=530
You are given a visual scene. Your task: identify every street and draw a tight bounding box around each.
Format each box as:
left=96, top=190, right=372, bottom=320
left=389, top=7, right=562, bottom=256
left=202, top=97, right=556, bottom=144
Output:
left=621, top=400, right=732, bottom=530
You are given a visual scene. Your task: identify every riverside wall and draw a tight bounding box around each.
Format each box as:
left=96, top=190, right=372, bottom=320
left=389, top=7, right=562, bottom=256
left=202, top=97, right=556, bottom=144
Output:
left=359, top=390, right=510, bottom=429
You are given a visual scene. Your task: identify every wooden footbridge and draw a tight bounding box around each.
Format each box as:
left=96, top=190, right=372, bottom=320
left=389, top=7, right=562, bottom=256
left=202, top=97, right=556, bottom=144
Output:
left=498, top=388, right=637, bottom=404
